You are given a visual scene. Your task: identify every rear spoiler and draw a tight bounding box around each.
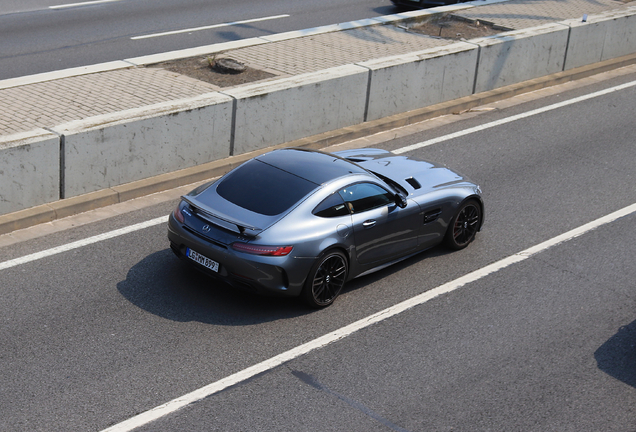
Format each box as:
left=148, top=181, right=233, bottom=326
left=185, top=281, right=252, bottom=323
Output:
left=181, top=196, right=261, bottom=235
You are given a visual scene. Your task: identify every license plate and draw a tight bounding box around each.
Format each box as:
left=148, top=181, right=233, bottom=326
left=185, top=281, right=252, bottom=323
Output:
left=186, top=248, right=219, bottom=272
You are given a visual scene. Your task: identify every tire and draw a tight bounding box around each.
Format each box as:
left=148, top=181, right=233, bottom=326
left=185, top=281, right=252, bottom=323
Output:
left=301, top=251, right=348, bottom=308
left=213, top=58, right=246, bottom=74
left=444, top=199, right=481, bottom=250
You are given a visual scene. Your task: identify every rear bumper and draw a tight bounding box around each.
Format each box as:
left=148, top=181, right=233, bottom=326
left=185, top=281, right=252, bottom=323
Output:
left=167, top=214, right=311, bottom=297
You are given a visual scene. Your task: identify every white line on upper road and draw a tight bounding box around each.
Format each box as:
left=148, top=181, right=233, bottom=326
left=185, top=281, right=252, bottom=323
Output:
left=101, top=202, right=636, bottom=432
left=393, top=79, right=636, bottom=154
left=50, top=0, right=122, bottom=9
left=131, top=14, right=290, bottom=40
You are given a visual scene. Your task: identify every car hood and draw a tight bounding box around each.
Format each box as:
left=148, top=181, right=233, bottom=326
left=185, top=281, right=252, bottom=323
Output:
left=334, top=148, right=469, bottom=195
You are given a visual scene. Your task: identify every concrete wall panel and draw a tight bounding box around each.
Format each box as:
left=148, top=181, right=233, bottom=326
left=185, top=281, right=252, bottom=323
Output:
left=473, top=23, right=570, bottom=93
left=600, top=10, right=636, bottom=61
left=564, top=20, right=608, bottom=70
left=361, top=42, right=478, bottom=121
left=224, top=65, right=369, bottom=155
left=53, top=93, right=233, bottom=198
left=565, top=9, right=636, bottom=70
left=0, top=129, right=60, bottom=214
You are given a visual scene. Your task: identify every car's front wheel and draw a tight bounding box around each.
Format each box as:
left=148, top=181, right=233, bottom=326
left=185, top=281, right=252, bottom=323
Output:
left=301, top=251, right=348, bottom=308
left=444, top=199, right=482, bottom=250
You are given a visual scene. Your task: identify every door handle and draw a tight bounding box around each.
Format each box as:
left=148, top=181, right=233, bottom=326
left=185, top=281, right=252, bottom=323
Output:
left=363, top=220, right=376, bottom=228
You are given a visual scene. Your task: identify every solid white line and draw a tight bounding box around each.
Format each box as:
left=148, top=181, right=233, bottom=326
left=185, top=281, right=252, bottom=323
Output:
left=50, top=0, right=121, bottom=9
left=131, top=14, right=290, bottom=40
left=393, top=79, right=636, bottom=154
left=0, top=216, right=167, bottom=272
left=100, top=202, right=636, bottom=432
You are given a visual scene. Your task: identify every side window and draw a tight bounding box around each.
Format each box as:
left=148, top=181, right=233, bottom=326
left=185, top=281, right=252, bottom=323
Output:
left=338, top=183, right=394, bottom=214
left=313, top=193, right=350, bottom=218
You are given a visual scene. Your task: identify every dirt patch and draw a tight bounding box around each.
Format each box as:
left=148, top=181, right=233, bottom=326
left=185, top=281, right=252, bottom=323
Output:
left=149, top=56, right=277, bottom=89
left=407, top=14, right=507, bottom=40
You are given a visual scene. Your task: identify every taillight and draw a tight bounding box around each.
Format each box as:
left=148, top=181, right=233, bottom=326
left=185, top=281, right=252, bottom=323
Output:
left=173, top=204, right=185, bottom=223
left=232, top=243, right=293, bottom=256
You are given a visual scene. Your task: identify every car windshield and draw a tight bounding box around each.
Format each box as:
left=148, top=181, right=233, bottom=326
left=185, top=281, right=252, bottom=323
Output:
left=368, top=170, right=408, bottom=196
left=216, top=160, right=317, bottom=216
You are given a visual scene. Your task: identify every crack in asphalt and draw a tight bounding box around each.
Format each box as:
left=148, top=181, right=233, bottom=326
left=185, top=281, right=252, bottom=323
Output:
left=291, top=369, right=413, bottom=432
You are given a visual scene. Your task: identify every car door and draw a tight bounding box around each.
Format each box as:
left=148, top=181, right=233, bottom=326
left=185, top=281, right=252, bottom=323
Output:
left=339, top=182, right=420, bottom=265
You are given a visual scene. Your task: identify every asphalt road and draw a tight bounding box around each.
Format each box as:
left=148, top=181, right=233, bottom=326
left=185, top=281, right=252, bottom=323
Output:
left=1, top=69, right=635, bottom=431
left=0, top=0, right=397, bottom=80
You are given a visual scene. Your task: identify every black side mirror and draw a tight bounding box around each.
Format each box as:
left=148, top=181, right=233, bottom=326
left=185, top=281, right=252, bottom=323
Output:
left=395, top=193, right=407, bottom=208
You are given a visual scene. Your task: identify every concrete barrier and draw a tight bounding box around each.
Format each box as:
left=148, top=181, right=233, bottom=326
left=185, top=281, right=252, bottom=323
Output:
left=51, top=93, right=233, bottom=198
left=472, top=23, right=570, bottom=93
left=0, top=129, right=60, bottom=214
left=222, top=65, right=369, bottom=155
left=564, top=9, right=636, bottom=70
left=360, top=42, right=479, bottom=121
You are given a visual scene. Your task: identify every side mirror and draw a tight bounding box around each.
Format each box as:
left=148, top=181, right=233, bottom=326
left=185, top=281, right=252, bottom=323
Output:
left=395, top=193, right=407, bottom=208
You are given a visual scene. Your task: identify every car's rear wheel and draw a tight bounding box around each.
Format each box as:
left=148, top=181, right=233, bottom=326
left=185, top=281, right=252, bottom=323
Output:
left=444, top=199, right=481, bottom=250
left=301, top=251, right=348, bottom=308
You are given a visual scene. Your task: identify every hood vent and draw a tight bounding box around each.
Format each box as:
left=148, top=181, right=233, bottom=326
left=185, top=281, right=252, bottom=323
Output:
left=405, top=177, right=421, bottom=190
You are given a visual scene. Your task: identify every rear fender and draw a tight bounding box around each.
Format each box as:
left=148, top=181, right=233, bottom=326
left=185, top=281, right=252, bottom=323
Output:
left=315, top=241, right=354, bottom=280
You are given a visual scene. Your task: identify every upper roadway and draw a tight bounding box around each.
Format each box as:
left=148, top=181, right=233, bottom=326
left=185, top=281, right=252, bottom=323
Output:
left=0, top=0, right=396, bottom=80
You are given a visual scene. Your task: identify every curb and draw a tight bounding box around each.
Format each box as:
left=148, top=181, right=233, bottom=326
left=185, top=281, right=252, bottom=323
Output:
left=1, top=52, right=634, bottom=236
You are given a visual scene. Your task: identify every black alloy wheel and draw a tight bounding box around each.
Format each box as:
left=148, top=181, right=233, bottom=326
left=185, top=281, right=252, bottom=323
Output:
left=302, top=251, right=348, bottom=308
left=445, top=199, right=481, bottom=250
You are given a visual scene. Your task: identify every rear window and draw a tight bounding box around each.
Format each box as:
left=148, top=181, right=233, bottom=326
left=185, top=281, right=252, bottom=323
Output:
left=313, top=193, right=350, bottom=218
left=216, top=160, right=317, bottom=216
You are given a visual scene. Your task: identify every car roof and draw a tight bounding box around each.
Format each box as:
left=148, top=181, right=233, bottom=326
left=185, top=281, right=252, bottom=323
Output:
left=255, top=148, right=368, bottom=185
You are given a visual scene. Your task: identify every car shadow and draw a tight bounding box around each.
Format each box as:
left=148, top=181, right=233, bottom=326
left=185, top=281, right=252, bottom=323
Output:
left=594, top=319, right=636, bottom=388
left=372, top=6, right=403, bottom=15
left=118, top=244, right=457, bottom=325
left=117, top=249, right=310, bottom=325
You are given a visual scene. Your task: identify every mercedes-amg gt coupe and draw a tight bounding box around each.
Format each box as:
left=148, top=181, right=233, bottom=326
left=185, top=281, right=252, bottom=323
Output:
left=168, top=148, right=484, bottom=307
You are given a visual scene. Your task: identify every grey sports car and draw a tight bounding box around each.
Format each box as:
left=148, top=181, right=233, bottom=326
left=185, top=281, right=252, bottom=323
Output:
left=167, top=148, right=483, bottom=307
